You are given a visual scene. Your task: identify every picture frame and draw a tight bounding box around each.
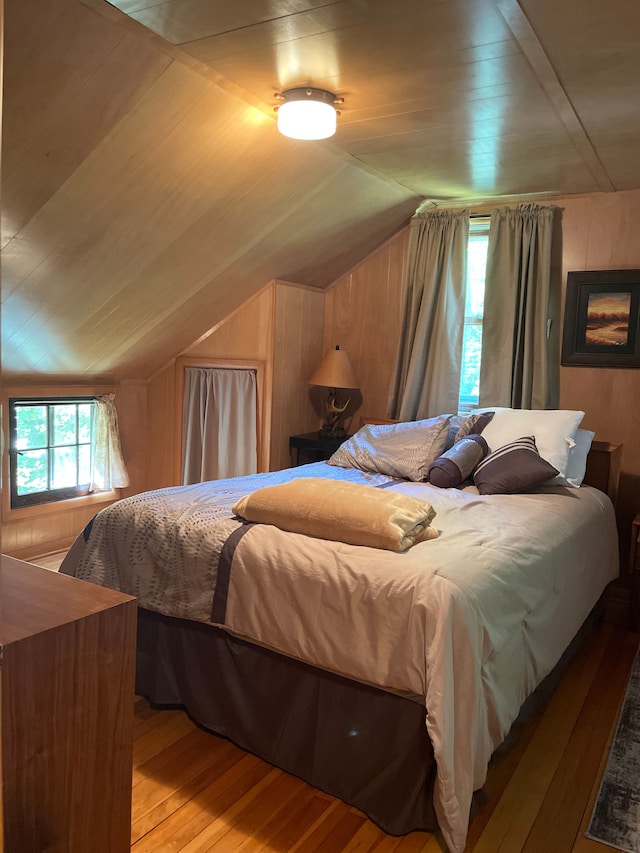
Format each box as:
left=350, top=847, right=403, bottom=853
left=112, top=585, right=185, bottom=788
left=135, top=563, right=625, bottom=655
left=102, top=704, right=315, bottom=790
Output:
left=561, top=269, right=640, bottom=368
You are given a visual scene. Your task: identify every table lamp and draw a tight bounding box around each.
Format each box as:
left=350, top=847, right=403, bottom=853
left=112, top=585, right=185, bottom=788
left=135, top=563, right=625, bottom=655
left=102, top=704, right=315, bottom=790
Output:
left=308, top=345, right=359, bottom=437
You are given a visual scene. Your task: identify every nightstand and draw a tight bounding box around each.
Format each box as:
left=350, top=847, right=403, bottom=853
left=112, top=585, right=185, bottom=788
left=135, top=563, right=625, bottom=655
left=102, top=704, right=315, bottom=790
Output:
left=629, top=512, right=640, bottom=631
left=289, top=431, right=349, bottom=467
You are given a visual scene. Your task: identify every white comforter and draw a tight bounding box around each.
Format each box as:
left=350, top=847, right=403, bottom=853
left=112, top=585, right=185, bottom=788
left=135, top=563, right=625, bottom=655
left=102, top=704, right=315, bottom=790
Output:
left=223, top=469, right=618, bottom=852
left=64, top=462, right=619, bottom=852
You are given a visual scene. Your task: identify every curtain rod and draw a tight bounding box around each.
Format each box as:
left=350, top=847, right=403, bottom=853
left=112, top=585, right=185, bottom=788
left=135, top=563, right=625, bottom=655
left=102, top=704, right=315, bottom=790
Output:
left=9, top=395, right=99, bottom=404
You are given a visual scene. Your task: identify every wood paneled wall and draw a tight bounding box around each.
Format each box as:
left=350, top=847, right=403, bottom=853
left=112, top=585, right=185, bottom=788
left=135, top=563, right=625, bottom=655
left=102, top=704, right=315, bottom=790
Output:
left=557, top=190, right=640, bottom=552
left=323, top=229, right=409, bottom=425
left=146, top=362, right=176, bottom=492
left=116, top=380, right=148, bottom=498
left=146, top=285, right=274, bottom=489
left=145, top=279, right=324, bottom=483
left=271, top=282, right=325, bottom=470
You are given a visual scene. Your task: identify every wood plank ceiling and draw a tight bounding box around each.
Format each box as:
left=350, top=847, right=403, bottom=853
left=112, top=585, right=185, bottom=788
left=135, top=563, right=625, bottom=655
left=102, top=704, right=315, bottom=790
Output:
left=2, top=0, right=639, bottom=380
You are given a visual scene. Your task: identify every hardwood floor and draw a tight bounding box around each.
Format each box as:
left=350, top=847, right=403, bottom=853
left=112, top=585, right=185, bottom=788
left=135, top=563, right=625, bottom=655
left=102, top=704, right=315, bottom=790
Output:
left=26, top=549, right=68, bottom=571
left=130, top=623, right=639, bottom=852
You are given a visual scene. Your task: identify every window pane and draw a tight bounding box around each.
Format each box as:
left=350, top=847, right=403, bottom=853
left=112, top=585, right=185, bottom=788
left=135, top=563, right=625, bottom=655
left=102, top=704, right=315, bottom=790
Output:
left=78, top=444, right=91, bottom=484
left=78, top=404, right=93, bottom=443
left=460, top=324, right=483, bottom=403
left=466, top=235, right=488, bottom=318
left=52, top=446, right=78, bottom=489
left=16, top=449, right=48, bottom=494
left=53, top=404, right=77, bottom=446
left=459, top=229, right=489, bottom=411
left=15, top=406, right=47, bottom=450
left=10, top=397, right=97, bottom=508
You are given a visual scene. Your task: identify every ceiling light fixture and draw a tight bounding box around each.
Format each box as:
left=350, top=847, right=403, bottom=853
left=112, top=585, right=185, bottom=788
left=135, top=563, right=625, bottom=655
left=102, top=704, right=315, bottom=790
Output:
left=274, top=87, right=343, bottom=141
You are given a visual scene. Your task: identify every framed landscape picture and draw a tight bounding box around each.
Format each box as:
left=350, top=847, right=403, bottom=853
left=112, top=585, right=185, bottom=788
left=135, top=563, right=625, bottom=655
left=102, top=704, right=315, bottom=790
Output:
left=561, top=269, right=640, bottom=368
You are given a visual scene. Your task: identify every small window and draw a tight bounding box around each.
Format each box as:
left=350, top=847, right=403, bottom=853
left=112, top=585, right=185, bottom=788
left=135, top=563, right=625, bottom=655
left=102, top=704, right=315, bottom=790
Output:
left=458, top=219, right=490, bottom=412
left=9, top=397, right=97, bottom=508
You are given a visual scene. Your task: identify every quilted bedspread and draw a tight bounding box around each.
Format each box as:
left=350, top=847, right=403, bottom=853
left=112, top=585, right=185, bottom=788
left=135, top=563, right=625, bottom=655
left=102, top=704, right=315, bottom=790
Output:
left=61, top=462, right=618, bottom=852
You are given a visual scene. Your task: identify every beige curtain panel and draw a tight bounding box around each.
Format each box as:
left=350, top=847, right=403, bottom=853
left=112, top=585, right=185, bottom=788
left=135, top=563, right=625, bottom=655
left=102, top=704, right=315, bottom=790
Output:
left=89, top=393, right=130, bottom=491
left=479, top=204, right=558, bottom=410
left=182, top=367, right=257, bottom=485
left=387, top=208, right=469, bottom=421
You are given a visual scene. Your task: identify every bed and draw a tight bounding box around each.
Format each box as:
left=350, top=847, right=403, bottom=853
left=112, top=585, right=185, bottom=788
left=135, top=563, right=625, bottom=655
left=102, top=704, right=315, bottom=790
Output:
left=60, top=410, right=621, bottom=853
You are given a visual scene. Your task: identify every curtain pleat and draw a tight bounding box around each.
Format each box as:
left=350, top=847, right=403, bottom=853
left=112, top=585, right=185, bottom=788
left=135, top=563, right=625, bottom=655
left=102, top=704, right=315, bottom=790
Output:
left=479, top=204, right=557, bottom=409
left=90, top=393, right=130, bottom=491
left=182, top=367, right=257, bottom=484
left=387, top=209, right=469, bottom=420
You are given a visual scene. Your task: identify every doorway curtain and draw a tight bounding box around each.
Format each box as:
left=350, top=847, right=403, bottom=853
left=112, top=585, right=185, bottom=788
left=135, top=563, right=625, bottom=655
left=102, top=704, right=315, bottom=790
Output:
left=182, top=367, right=257, bottom=484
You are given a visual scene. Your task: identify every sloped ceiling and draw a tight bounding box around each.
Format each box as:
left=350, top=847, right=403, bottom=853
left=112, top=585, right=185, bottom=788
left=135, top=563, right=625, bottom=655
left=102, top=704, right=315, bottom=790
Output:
left=2, top=0, right=640, bottom=381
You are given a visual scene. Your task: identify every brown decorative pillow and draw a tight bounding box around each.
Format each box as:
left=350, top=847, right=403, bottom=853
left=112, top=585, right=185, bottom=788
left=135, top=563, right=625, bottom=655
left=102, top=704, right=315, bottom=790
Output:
left=473, top=435, right=559, bottom=495
left=428, top=434, right=489, bottom=488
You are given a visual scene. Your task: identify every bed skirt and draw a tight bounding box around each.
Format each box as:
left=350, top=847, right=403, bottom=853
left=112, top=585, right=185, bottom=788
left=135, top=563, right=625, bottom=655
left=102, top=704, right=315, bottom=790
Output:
left=135, top=595, right=605, bottom=839
left=136, top=607, right=439, bottom=835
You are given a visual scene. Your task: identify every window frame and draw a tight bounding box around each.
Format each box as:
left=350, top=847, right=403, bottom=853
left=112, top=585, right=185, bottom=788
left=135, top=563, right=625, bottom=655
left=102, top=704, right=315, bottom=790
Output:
left=8, top=396, right=97, bottom=509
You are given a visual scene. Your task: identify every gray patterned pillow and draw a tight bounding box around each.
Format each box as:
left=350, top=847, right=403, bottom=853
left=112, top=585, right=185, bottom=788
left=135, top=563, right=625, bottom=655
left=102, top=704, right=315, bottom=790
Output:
left=328, top=415, right=451, bottom=482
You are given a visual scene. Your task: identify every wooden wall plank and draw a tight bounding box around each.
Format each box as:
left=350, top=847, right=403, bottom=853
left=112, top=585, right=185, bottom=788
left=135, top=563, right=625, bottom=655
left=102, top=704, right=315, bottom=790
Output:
left=146, top=283, right=275, bottom=484
left=146, top=363, right=176, bottom=490
left=323, top=229, right=408, bottom=426
left=558, top=190, right=640, bottom=557
left=270, top=282, right=324, bottom=469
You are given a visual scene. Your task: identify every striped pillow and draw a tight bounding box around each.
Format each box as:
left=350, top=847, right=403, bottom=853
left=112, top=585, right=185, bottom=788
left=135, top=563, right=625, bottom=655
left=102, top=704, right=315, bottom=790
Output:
left=473, top=436, right=559, bottom=495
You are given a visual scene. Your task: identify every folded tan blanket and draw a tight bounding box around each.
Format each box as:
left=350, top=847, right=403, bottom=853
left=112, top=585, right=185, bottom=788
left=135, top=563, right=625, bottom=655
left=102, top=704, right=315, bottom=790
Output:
left=232, top=477, right=438, bottom=552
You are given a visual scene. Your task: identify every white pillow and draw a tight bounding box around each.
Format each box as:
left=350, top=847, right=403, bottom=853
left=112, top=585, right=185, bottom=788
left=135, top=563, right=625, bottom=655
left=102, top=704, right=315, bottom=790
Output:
left=480, top=408, right=585, bottom=478
left=549, top=428, right=595, bottom=487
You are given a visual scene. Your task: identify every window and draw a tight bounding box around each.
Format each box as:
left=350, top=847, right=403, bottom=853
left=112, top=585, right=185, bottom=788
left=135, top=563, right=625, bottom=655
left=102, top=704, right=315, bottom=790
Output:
left=9, top=397, right=96, bottom=508
left=458, top=218, right=490, bottom=412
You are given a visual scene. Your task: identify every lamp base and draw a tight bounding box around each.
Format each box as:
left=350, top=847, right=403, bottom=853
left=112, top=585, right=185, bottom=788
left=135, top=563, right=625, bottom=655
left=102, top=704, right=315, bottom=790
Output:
left=318, top=388, right=350, bottom=439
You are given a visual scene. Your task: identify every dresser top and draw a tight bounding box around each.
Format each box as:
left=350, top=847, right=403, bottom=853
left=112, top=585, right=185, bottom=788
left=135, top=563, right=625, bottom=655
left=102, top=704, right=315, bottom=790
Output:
left=0, top=555, right=135, bottom=647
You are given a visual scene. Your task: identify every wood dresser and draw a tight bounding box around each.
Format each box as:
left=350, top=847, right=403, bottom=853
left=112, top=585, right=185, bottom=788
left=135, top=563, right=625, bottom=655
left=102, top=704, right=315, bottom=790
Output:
left=0, top=555, right=136, bottom=853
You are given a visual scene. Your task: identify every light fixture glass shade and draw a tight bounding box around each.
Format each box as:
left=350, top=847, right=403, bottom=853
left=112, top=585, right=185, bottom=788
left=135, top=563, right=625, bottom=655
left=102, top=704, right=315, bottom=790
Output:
left=309, top=346, right=359, bottom=389
left=277, top=88, right=338, bottom=140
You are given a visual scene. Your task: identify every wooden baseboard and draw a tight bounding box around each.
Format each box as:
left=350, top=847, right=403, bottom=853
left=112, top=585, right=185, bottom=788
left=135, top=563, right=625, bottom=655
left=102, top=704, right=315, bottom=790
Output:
left=5, top=537, right=77, bottom=562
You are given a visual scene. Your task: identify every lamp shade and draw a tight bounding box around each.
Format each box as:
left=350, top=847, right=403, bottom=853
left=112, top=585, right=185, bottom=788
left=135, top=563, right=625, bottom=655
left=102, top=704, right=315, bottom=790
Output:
left=277, top=88, right=338, bottom=140
left=309, top=346, right=359, bottom=389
